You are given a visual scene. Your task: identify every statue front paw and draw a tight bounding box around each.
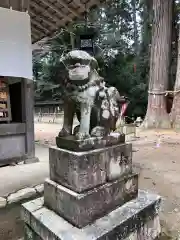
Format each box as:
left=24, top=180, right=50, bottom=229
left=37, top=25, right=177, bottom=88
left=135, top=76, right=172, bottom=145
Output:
left=91, top=126, right=108, bottom=137
left=73, top=125, right=80, bottom=135
left=75, top=132, right=91, bottom=140
left=58, top=128, right=71, bottom=137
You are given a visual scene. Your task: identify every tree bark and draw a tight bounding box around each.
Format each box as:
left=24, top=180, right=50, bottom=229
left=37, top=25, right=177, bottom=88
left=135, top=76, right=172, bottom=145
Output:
left=138, top=0, right=152, bottom=81
left=170, top=27, right=180, bottom=128
left=131, top=0, right=138, bottom=55
left=169, top=0, right=178, bottom=91
left=142, top=0, right=172, bottom=129
left=140, top=0, right=152, bottom=56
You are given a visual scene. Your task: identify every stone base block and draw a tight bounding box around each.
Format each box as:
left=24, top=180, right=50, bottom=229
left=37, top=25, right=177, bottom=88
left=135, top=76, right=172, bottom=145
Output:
left=24, top=157, right=39, bottom=164
left=44, top=173, right=138, bottom=228
left=22, top=190, right=161, bottom=240
left=56, top=132, right=125, bottom=152
left=24, top=224, right=41, bottom=240
left=49, top=143, right=132, bottom=193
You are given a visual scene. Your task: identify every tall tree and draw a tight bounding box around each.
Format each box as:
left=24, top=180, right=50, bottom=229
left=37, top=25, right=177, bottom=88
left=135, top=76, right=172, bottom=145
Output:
left=171, top=26, right=180, bottom=128
left=142, top=0, right=173, bottom=128
left=169, top=0, right=179, bottom=91
left=131, top=0, right=139, bottom=55
left=138, top=0, right=152, bottom=80
left=169, top=0, right=180, bottom=128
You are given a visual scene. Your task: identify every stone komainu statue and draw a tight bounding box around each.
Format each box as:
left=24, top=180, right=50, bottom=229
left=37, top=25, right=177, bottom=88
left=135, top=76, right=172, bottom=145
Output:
left=59, top=50, right=125, bottom=140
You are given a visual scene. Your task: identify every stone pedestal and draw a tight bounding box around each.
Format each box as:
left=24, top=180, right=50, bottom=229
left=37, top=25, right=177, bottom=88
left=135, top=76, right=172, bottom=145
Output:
left=49, top=144, right=132, bottom=192
left=22, top=191, right=161, bottom=240
left=22, top=143, right=161, bottom=239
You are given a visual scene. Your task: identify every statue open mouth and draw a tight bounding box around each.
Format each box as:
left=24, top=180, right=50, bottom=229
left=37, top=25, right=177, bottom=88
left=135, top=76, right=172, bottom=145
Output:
left=68, top=66, right=90, bottom=81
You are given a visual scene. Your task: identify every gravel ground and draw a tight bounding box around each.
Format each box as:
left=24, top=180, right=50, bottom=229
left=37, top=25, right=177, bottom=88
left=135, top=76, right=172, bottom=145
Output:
left=35, top=123, right=180, bottom=239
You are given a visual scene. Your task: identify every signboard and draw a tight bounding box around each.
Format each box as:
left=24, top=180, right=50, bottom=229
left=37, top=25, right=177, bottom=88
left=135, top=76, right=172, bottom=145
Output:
left=0, top=7, right=32, bottom=79
left=0, top=77, right=11, bottom=121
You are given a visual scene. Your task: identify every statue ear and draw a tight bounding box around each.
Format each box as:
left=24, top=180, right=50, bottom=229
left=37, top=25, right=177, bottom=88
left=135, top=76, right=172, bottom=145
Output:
left=89, top=69, right=99, bottom=81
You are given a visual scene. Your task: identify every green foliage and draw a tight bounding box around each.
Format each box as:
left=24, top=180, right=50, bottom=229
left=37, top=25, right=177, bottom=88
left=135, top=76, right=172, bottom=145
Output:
left=33, top=0, right=154, bottom=118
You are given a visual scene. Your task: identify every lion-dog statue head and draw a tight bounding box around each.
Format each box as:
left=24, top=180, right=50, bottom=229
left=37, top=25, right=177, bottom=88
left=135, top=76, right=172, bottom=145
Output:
left=59, top=50, right=125, bottom=140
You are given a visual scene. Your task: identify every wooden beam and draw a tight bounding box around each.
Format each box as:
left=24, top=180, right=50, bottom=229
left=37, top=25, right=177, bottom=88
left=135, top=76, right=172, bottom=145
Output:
left=30, top=0, right=103, bottom=43
left=9, top=0, right=22, bottom=10
left=56, top=0, right=80, bottom=17
left=31, top=35, right=36, bottom=43
left=9, top=0, right=31, bottom=11
left=87, top=0, right=101, bottom=8
left=31, top=28, right=41, bottom=36
left=39, top=0, right=72, bottom=22
left=30, top=1, right=62, bottom=24
left=31, top=31, right=40, bottom=40
left=0, top=0, right=10, bottom=8
left=32, top=27, right=42, bottom=35
left=31, top=10, right=57, bottom=30
left=31, top=28, right=43, bottom=38
left=73, top=0, right=101, bottom=12
left=21, top=0, right=30, bottom=11
left=72, top=0, right=86, bottom=10
left=31, top=19, right=49, bottom=34
left=31, top=34, right=40, bottom=42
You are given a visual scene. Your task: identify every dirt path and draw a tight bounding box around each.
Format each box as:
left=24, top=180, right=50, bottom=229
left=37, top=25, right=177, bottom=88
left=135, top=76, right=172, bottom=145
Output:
left=133, top=144, right=180, bottom=238
left=34, top=123, right=180, bottom=238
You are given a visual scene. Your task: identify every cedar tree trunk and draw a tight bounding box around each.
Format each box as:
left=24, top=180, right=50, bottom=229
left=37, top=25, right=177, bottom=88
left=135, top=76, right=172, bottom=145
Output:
left=171, top=27, right=180, bottom=129
left=142, top=0, right=172, bottom=129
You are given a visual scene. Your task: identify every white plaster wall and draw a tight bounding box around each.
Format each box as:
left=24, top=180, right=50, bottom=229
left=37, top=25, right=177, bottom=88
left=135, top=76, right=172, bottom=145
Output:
left=0, top=7, right=32, bottom=79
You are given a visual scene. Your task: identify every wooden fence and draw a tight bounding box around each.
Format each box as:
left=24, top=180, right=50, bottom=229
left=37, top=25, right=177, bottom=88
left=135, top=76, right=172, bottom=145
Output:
left=34, top=112, right=137, bottom=136
left=34, top=112, right=64, bottom=124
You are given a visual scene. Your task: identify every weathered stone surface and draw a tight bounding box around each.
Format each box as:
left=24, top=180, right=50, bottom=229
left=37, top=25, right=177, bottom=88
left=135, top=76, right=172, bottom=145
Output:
left=56, top=133, right=125, bottom=152
left=49, top=143, right=132, bottom=193
left=22, top=190, right=161, bottom=240
left=23, top=215, right=161, bottom=240
left=35, top=184, right=44, bottom=194
left=24, top=224, right=41, bottom=240
left=44, top=173, right=138, bottom=228
left=107, top=143, right=132, bottom=181
left=8, top=188, right=36, bottom=204
left=123, top=214, right=161, bottom=240
left=57, top=50, right=127, bottom=143
left=0, top=197, right=7, bottom=208
left=24, top=157, right=39, bottom=164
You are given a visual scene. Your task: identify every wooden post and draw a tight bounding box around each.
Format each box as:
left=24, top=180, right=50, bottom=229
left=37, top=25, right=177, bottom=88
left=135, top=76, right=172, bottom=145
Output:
left=22, top=79, right=39, bottom=163
left=22, top=0, right=38, bottom=163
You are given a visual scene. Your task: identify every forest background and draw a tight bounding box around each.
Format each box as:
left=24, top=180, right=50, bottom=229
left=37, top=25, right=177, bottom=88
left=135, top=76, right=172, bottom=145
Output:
left=33, top=0, right=180, bottom=128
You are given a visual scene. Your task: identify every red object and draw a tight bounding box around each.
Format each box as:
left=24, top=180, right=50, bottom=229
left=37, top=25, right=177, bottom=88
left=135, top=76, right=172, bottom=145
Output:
left=133, top=63, right=136, bottom=73
left=120, top=102, right=129, bottom=117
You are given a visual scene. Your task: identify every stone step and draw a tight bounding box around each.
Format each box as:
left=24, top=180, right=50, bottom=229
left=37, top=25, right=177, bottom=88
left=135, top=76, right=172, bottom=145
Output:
left=49, top=143, right=132, bottom=193
left=44, top=172, right=138, bottom=228
left=22, top=190, right=161, bottom=240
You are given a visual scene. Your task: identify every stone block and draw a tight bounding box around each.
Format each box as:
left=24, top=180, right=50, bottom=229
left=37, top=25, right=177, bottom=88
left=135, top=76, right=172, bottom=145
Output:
left=107, top=143, right=132, bottom=180
left=44, top=172, right=138, bottom=228
left=24, top=224, right=41, bottom=240
left=49, top=143, right=132, bottom=193
left=35, top=184, right=44, bottom=194
left=56, top=133, right=125, bottom=152
left=7, top=188, right=36, bottom=204
left=24, top=157, right=39, bottom=164
left=22, top=190, right=161, bottom=240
